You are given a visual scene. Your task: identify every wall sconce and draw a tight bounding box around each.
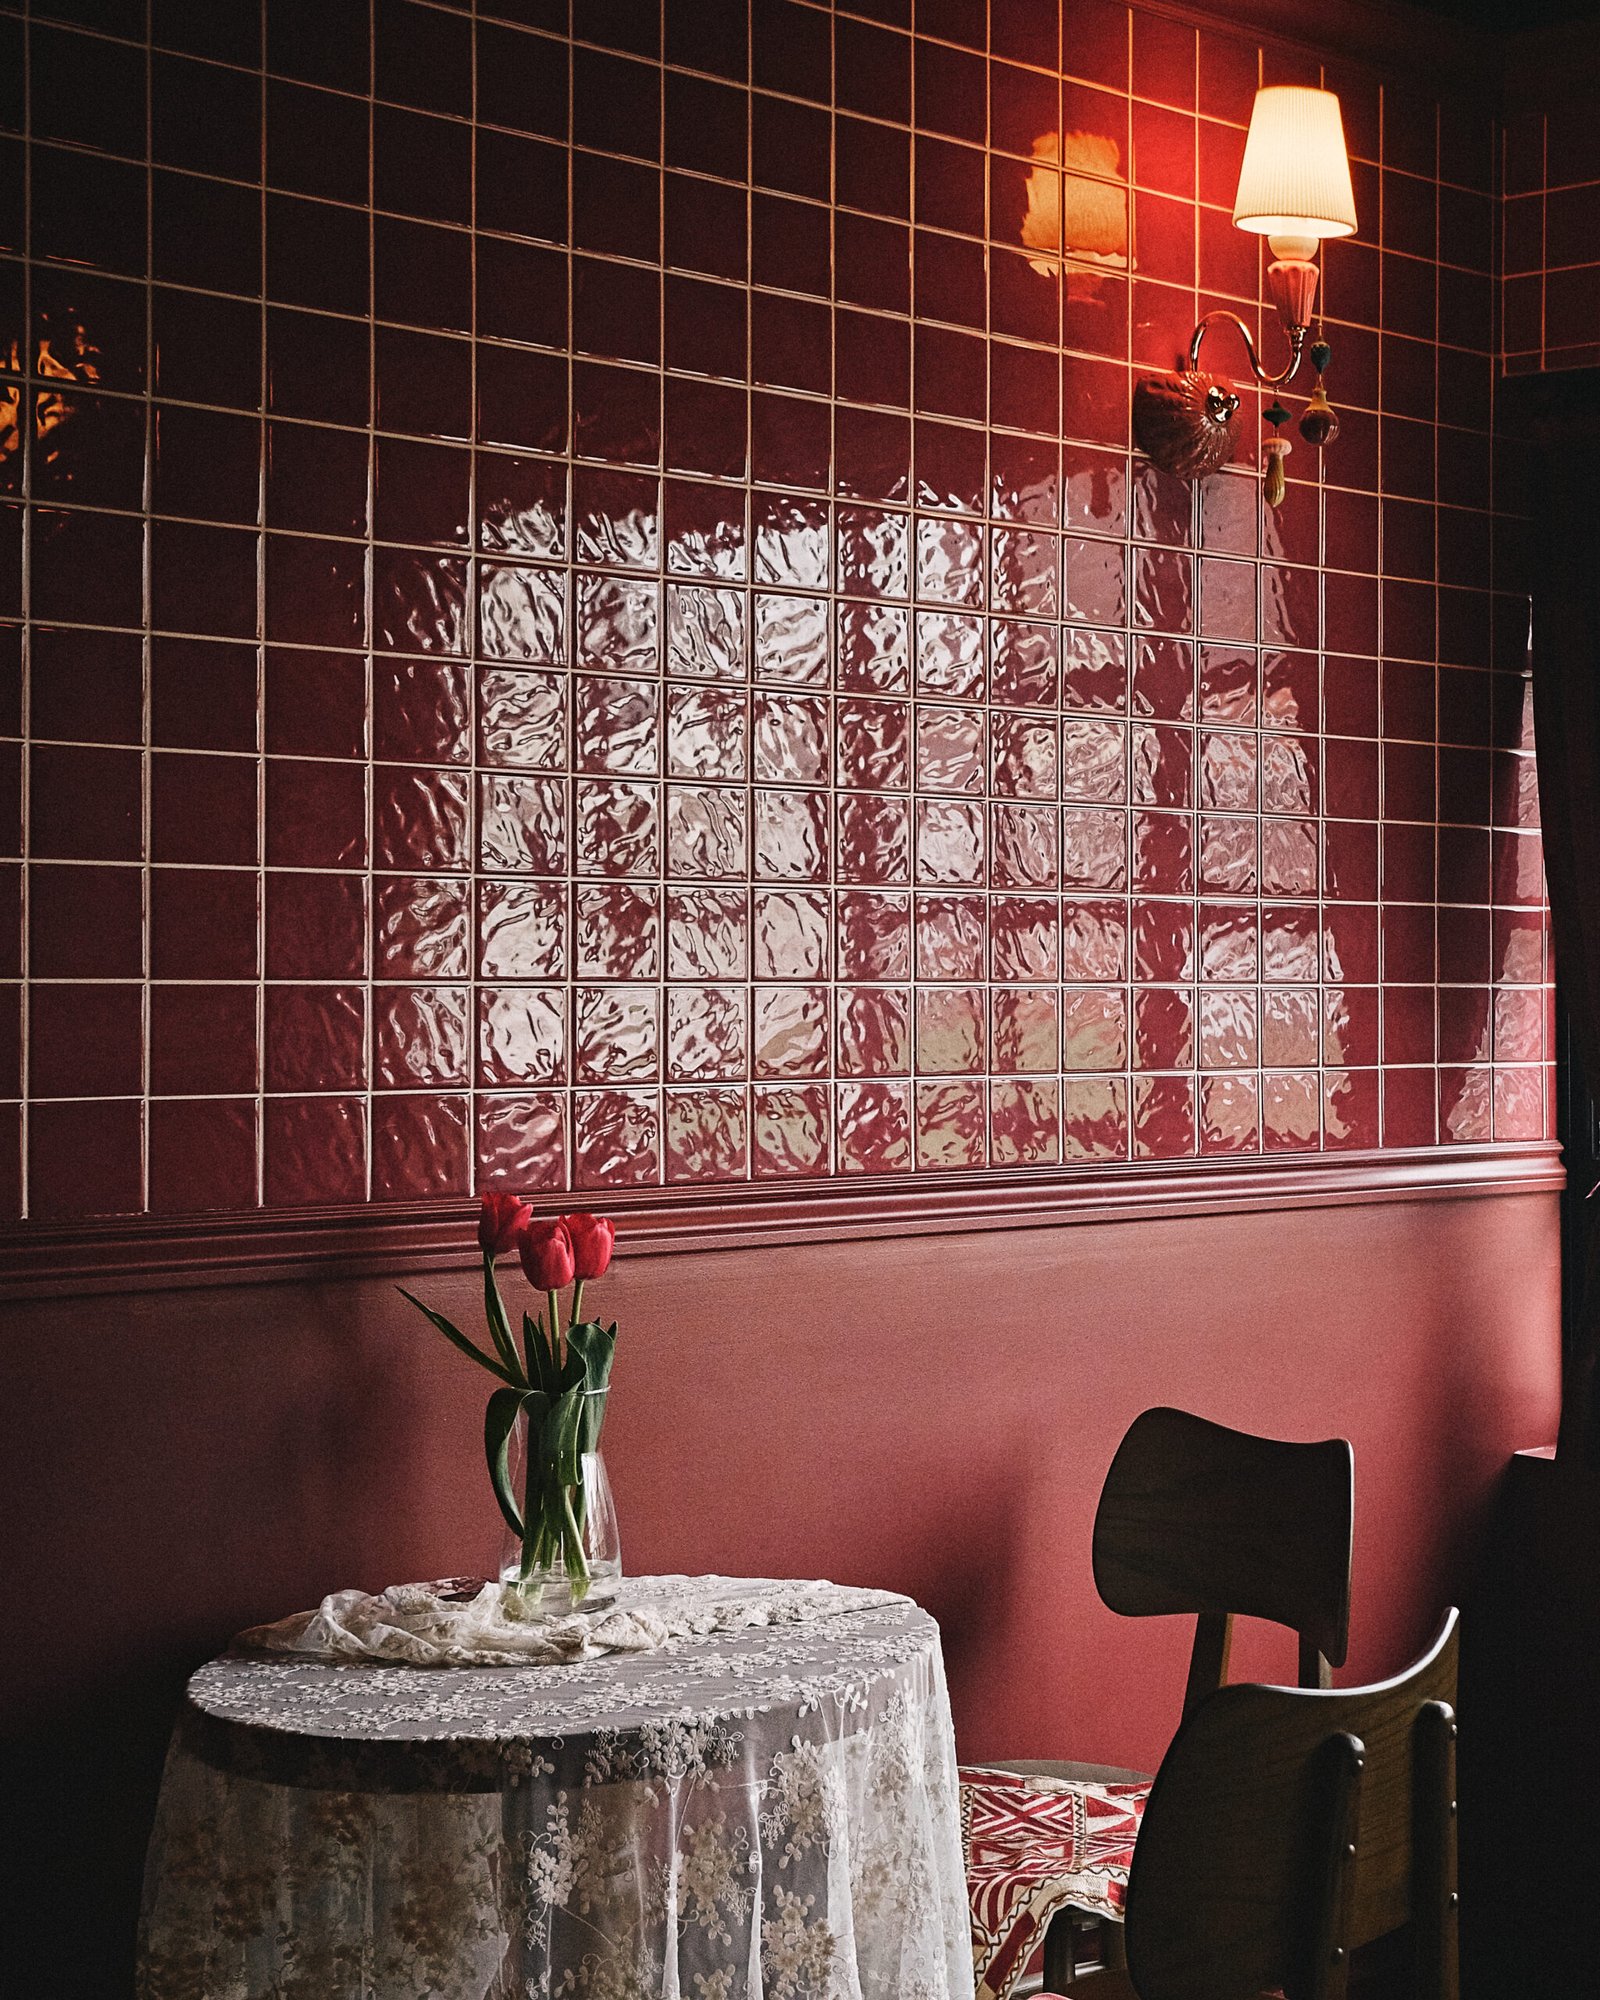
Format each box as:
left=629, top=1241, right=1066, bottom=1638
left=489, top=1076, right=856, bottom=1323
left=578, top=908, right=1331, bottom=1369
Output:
left=1132, top=86, right=1357, bottom=504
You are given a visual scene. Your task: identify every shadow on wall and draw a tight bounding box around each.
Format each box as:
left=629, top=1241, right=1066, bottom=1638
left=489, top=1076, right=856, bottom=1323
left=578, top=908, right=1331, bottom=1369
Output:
left=0, top=1273, right=501, bottom=1996
left=3, top=1672, right=187, bottom=2000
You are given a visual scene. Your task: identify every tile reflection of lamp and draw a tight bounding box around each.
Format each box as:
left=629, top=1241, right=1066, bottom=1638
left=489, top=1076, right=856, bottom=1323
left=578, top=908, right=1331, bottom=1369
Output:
left=1132, top=85, right=1357, bottom=504
left=1021, top=132, right=1129, bottom=278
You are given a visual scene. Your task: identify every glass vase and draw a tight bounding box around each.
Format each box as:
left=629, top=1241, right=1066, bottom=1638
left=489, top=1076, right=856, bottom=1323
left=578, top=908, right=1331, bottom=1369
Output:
left=498, top=1439, right=621, bottom=1616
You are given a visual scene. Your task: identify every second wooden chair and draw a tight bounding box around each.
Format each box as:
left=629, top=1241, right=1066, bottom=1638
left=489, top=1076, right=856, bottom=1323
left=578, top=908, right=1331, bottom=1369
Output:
left=963, top=1405, right=1355, bottom=1995
left=1112, top=1607, right=1460, bottom=2000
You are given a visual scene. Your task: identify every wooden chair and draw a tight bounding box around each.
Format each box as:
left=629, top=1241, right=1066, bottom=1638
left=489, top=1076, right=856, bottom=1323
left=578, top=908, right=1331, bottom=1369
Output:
left=1102, top=1606, right=1461, bottom=2000
left=964, top=1406, right=1354, bottom=1992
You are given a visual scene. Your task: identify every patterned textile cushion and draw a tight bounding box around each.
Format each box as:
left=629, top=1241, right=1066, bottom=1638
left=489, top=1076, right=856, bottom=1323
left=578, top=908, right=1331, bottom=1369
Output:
left=959, top=1764, right=1148, bottom=2000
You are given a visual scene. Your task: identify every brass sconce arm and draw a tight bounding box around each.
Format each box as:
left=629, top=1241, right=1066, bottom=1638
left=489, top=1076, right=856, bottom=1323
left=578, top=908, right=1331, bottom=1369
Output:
left=1132, top=307, right=1320, bottom=488
left=1189, top=308, right=1307, bottom=390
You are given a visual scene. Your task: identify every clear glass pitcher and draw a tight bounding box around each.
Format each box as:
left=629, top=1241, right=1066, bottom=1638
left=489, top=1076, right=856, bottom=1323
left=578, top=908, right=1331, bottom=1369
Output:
left=498, top=1445, right=621, bottom=1616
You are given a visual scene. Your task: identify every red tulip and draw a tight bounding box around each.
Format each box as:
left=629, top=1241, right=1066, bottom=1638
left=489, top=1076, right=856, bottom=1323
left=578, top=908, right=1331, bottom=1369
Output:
left=478, top=1192, right=533, bottom=1260
left=562, top=1212, right=615, bottom=1282
left=520, top=1218, right=575, bottom=1291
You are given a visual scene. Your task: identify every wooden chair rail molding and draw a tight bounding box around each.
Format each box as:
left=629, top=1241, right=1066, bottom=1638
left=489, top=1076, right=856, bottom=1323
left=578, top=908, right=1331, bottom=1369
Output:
left=0, top=1142, right=1563, bottom=1303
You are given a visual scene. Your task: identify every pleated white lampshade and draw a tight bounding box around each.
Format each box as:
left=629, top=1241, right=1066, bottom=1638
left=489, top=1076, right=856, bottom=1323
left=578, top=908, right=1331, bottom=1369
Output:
left=1231, top=86, right=1357, bottom=245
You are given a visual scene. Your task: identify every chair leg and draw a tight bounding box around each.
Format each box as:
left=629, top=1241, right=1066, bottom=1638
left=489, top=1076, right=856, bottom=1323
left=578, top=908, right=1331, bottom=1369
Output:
left=1041, top=1909, right=1075, bottom=1990
left=1302, top=1731, right=1364, bottom=2000
left=1041, top=1911, right=1125, bottom=1993
left=1413, top=1701, right=1460, bottom=2000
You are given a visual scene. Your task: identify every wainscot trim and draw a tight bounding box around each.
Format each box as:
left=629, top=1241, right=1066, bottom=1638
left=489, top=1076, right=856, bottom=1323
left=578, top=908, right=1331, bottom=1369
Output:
left=0, top=1142, right=1564, bottom=1302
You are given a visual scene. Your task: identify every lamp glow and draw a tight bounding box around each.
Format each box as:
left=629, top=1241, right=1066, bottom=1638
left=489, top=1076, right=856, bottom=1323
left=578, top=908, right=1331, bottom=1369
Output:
left=1232, top=86, right=1358, bottom=255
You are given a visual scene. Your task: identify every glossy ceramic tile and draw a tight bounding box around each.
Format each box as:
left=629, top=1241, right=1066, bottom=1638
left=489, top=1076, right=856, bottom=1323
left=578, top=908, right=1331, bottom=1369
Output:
left=1502, top=91, right=1600, bottom=375
left=0, top=0, right=1550, bottom=1218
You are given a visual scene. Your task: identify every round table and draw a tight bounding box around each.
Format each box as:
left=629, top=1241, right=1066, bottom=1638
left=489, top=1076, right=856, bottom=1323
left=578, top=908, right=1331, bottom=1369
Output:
left=137, top=1576, right=976, bottom=2000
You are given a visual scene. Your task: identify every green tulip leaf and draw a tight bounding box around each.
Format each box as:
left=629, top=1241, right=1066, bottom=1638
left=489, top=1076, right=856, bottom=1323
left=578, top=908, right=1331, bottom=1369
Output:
left=537, top=1393, right=564, bottom=1468
left=567, top=1319, right=616, bottom=1385
left=522, top=1311, right=561, bottom=1398
left=481, top=1260, right=525, bottom=1382
left=566, top=1320, right=616, bottom=1452
left=398, top=1289, right=519, bottom=1385
left=540, top=1384, right=587, bottom=1491
left=486, top=1386, right=553, bottom=1542
left=484, top=1389, right=525, bottom=1538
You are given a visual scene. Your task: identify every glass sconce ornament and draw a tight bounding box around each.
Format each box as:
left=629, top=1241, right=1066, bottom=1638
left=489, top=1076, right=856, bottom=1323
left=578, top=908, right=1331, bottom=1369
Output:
left=1298, top=343, right=1339, bottom=449
left=1262, top=401, right=1292, bottom=508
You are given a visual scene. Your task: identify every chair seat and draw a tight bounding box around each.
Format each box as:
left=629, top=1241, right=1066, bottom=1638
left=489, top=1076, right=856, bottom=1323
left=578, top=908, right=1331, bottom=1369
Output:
left=959, top=1764, right=1150, bottom=2000
left=975, top=1756, right=1152, bottom=1787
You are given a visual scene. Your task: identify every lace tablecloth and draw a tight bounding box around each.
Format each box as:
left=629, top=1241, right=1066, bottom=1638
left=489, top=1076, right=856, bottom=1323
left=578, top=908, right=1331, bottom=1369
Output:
left=137, top=1575, right=976, bottom=2000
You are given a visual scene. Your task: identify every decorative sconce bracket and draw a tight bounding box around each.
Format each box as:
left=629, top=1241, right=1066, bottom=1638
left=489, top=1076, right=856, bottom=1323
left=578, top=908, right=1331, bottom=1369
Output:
left=1131, top=369, right=1241, bottom=482
left=1132, top=310, right=1308, bottom=486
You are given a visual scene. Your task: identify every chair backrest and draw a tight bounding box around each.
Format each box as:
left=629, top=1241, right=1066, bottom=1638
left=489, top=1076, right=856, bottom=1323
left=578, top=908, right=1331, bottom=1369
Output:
left=1092, top=1406, right=1354, bottom=1710
left=1124, top=1607, right=1460, bottom=2000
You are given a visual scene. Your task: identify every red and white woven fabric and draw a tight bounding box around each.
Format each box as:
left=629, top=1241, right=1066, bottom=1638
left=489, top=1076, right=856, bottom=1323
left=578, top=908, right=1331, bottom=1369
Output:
left=959, top=1765, right=1148, bottom=2000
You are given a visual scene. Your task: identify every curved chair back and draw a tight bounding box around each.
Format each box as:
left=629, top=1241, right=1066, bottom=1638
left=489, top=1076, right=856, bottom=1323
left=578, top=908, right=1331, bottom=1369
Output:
left=1092, top=1406, right=1354, bottom=1707
left=1125, top=1607, right=1460, bottom=2000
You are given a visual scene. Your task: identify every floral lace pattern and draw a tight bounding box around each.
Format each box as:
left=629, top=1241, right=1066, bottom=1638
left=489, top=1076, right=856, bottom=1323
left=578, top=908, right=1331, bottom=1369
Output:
left=138, top=1578, right=975, bottom=2000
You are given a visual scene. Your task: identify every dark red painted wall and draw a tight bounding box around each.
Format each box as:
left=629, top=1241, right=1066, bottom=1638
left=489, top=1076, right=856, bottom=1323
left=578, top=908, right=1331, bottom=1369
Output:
left=2, top=1199, right=1561, bottom=1733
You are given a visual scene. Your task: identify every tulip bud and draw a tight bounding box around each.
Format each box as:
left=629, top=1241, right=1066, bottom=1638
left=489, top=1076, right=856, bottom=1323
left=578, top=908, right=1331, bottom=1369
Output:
left=562, top=1212, right=616, bottom=1282
left=520, top=1218, right=575, bottom=1291
left=478, top=1192, right=534, bottom=1259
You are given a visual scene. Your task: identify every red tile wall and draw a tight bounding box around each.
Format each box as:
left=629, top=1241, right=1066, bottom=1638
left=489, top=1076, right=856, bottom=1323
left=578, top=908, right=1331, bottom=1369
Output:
left=1503, top=84, right=1600, bottom=374
left=0, top=0, right=1551, bottom=1221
